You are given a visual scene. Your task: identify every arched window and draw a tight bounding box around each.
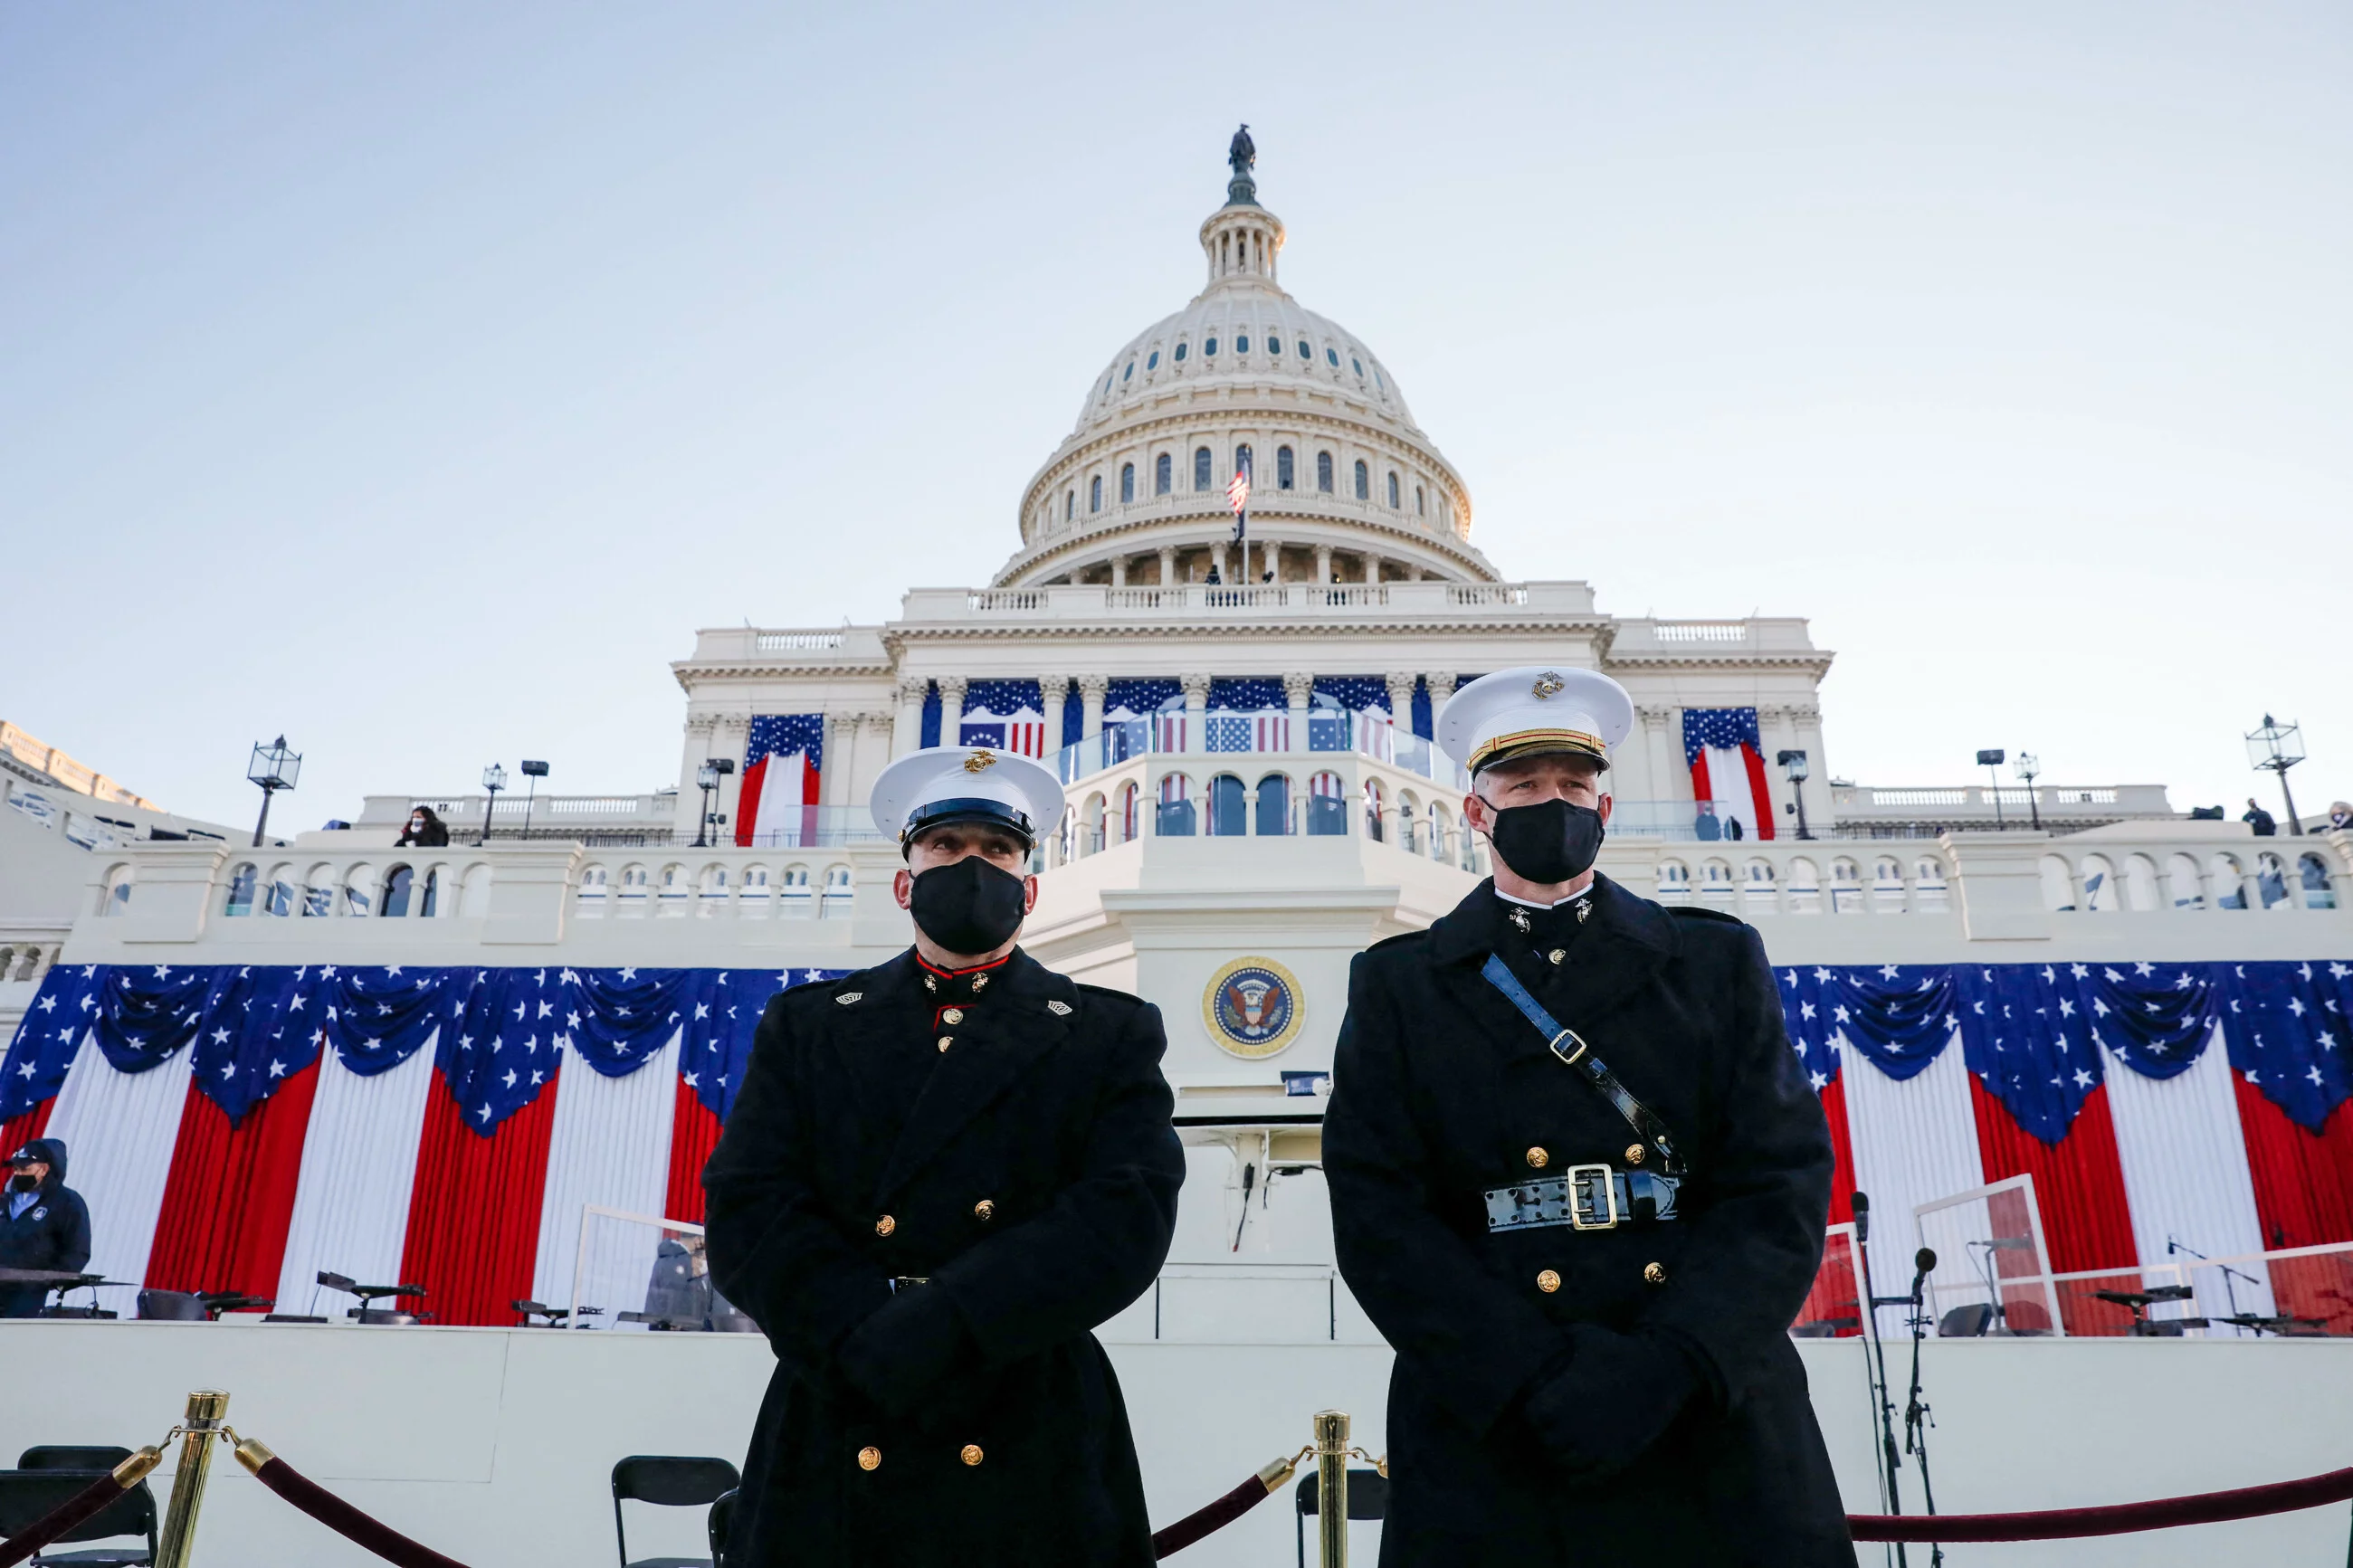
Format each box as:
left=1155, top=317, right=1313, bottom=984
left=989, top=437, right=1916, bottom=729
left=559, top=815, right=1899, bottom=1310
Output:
left=1090, top=475, right=1102, bottom=513
left=1387, top=471, right=1400, bottom=508
left=1362, top=779, right=1386, bottom=842
left=1120, top=782, right=1139, bottom=843
left=1146, top=350, right=1159, bottom=370
left=1354, top=461, right=1369, bottom=500
left=1236, top=333, right=1252, bottom=354
left=1415, top=485, right=1425, bottom=516
left=1297, top=338, right=1310, bottom=359
left=1317, top=451, right=1334, bottom=493
left=1119, top=463, right=1135, bottom=504
left=1235, top=443, right=1253, bottom=482
left=1065, top=489, right=1074, bottom=521
left=1350, top=356, right=1363, bottom=375
left=1306, top=773, right=1348, bottom=836
left=1155, top=452, right=1172, bottom=495
left=1276, top=446, right=1295, bottom=489
left=2300, top=853, right=2336, bottom=909
left=1205, top=337, right=1218, bottom=357
left=224, top=863, right=257, bottom=917
left=1326, top=347, right=1339, bottom=367
left=1157, top=774, right=1196, bottom=837
left=1195, top=448, right=1213, bottom=491
left=1256, top=774, right=1291, bottom=835
left=1208, top=774, right=1248, bottom=836
left=1175, top=341, right=1187, bottom=362
left=382, top=865, right=414, bottom=918
left=1121, top=361, right=1134, bottom=382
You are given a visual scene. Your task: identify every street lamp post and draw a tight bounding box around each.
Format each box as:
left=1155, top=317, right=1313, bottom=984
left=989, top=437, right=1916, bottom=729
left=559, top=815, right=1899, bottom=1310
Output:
left=1777, top=748, right=1814, bottom=840
left=480, top=764, right=508, bottom=846
left=246, top=736, right=301, bottom=848
left=2014, top=752, right=2043, bottom=831
left=1976, top=748, right=2006, bottom=830
left=519, top=760, right=549, bottom=838
left=2245, top=716, right=2307, bottom=835
left=693, top=762, right=718, bottom=848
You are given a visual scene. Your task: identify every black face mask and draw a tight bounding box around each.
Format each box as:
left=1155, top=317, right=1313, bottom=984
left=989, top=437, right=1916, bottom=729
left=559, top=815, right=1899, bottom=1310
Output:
left=908, top=854, right=1029, bottom=956
left=7, top=1173, right=37, bottom=1193
left=1483, top=796, right=1605, bottom=885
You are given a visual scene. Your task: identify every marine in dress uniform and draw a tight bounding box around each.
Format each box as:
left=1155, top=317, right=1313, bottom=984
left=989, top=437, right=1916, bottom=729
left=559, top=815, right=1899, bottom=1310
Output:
left=1325, top=668, right=1850, bottom=1566
left=704, top=746, right=1185, bottom=1568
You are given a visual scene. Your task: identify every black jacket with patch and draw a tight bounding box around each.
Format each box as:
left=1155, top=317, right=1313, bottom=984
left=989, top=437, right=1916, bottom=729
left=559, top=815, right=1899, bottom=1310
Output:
left=1, top=1136, right=92, bottom=1318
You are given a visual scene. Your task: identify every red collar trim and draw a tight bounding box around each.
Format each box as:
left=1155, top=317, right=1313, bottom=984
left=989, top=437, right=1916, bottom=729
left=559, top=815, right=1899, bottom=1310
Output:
left=916, top=952, right=1015, bottom=981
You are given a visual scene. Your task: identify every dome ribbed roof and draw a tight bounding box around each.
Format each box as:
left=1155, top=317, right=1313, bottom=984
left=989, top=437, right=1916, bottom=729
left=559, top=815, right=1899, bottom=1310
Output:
left=1071, top=290, right=1418, bottom=437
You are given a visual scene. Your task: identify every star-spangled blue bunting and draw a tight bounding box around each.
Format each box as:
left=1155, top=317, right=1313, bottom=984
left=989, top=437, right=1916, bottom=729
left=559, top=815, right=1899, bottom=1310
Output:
left=2062, top=961, right=2218, bottom=1081
left=962, top=679, right=1043, bottom=717
left=1103, top=678, right=1182, bottom=717
left=1776, top=966, right=1843, bottom=1091
left=1681, top=708, right=1762, bottom=765
left=1205, top=678, right=1286, bottom=712
left=1777, top=963, right=1961, bottom=1084
left=1311, top=675, right=1390, bottom=713
left=2, top=964, right=854, bottom=1134
left=2225, top=960, right=2353, bottom=1134
left=746, top=713, right=824, bottom=774
left=1958, top=965, right=2104, bottom=1144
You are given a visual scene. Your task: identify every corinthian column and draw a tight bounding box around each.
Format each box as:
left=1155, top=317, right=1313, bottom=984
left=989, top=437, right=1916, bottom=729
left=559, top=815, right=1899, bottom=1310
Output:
left=938, top=677, right=968, bottom=749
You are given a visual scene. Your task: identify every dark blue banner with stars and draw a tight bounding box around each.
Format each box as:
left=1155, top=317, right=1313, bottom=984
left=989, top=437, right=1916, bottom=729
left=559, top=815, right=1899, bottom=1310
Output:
left=5, top=963, right=850, bottom=1131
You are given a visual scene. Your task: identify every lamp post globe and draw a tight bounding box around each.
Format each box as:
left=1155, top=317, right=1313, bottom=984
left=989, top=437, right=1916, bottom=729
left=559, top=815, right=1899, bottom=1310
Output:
left=245, top=736, right=301, bottom=848
left=480, top=764, right=508, bottom=846
left=1776, top=748, right=1813, bottom=841
left=2245, top=716, right=2307, bottom=835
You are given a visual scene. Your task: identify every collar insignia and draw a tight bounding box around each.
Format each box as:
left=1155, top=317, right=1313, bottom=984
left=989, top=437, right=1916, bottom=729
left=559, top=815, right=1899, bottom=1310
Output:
left=1508, top=907, right=1531, bottom=933
left=963, top=750, right=998, bottom=774
left=834, top=992, right=862, bottom=1005
left=1046, top=999, right=1072, bottom=1016
left=1531, top=670, right=1566, bottom=699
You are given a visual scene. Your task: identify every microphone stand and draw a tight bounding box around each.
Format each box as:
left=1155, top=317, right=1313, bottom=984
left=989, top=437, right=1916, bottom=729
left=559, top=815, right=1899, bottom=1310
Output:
left=2168, top=1236, right=2261, bottom=1332
left=1901, top=1250, right=1944, bottom=1568
left=1853, top=1195, right=1909, bottom=1568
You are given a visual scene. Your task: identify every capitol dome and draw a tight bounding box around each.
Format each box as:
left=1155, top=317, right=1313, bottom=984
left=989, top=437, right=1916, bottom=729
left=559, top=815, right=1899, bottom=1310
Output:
left=997, top=140, right=1494, bottom=588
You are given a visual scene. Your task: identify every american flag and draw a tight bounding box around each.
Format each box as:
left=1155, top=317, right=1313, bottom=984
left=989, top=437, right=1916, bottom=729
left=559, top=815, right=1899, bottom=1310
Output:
left=1205, top=712, right=1290, bottom=753
left=1226, top=461, right=1251, bottom=515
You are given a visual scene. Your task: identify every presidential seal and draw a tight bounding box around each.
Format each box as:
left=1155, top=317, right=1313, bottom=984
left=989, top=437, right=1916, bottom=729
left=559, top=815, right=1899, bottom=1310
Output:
left=1203, top=956, right=1303, bottom=1059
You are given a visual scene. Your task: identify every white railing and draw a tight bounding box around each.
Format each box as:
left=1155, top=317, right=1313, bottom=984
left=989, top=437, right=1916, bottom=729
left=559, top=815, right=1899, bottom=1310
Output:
left=1652, top=621, right=1749, bottom=642
left=894, top=580, right=1604, bottom=623
left=1834, top=783, right=2171, bottom=822
left=754, top=630, right=847, bottom=652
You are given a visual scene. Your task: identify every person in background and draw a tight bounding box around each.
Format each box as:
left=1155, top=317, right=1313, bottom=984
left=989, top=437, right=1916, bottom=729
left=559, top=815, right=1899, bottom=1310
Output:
left=1693, top=801, right=1721, bottom=841
left=0, top=1140, right=91, bottom=1318
left=2243, top=798, right=2278, bottom=837
left=1724, top=814, right=1745, bottom=841
left=2329, top=801, right=2351, bottom=833
left=396, top=805, right=450, bottom=846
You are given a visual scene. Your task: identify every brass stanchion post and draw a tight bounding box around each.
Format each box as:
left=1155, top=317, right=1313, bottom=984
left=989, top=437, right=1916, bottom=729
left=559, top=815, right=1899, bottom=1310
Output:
left=1314, top=1409, right=1350, bottom=1568
left=155, top=1389, right=229, bottom=1568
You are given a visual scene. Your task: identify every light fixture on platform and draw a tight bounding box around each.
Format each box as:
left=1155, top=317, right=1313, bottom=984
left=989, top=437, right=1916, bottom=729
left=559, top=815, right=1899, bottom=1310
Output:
left=2245, top=716, right=2305, bottom=835
left=519, top=760, right=549, bottom=838
left=246, top=736, right=301, bottom=848
left=693, top=757, right=735, bottom=848
left=480, top=764, right=509, bottom=846
left=2014, top=752, right=2043, bottom=831
left=1776, top=748, right=1813, bottom=840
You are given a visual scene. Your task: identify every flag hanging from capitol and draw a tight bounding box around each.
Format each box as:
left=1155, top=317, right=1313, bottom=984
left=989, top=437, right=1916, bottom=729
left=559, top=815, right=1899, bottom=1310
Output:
left=737, top=714, right=824, bottom=847
left=1682, top=708, right=1776, bottom=841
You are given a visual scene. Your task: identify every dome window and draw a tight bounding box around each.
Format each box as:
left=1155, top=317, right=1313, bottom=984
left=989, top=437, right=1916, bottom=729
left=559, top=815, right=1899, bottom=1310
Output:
left=1416, top=484, right=1426, bottom=517
left=1156, top=453, right=1172, bottom=495
left=1194, top=447, right=1213, bottom=491
left=1351, top=356, right=1363, bottom=376
left=1236, top=334, right=1251, bottom=354
left=1354, top=461, right=1369, bottom=500
left=1326, top=347, right=1339, bottom=367
left=1375, top=369, right=1386, bottom=393
left=1065, top=490, right=1075, bottom=521
left=1205, top=337, right=1218, bottom=356
left=1277, top=446, right=1295, bottom=489
left=1175, top=342, right=1188, bottom=362
left=1147, top=350, right=1160, bottom=371
left=1387, top=471, right=1401, bottom=508
left=1297, top=339, right=1310, bottom=359
left=1317, top=451, right=1334, bottom=493
left=1120, top=463, right=1135, bottom=504
left=1122, top=361, right=1134, bottom=383
left=1091, top=475, right=1103, bottom=513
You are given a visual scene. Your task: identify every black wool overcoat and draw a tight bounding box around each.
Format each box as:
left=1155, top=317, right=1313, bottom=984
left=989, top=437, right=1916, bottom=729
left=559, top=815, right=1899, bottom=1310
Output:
left=704, top=948, right=1184, bottom=1568
left=1326, top=876, right=1852, bottom=1567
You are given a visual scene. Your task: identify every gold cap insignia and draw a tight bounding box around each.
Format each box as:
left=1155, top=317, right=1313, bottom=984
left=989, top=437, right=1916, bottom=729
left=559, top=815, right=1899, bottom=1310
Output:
left=1531, top=670, right=1566, bottom=699
left=963, top=749, right=998, bottom=774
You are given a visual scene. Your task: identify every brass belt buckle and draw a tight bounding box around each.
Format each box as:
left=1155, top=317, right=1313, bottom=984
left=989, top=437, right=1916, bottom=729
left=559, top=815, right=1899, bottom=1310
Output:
left=1567, top=1164, right=1619, bottom=1231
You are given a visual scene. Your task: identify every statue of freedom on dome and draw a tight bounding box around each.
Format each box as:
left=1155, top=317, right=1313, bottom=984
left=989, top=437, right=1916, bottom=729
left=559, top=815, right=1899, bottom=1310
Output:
left=1226, top=123, right=1258, bottom=205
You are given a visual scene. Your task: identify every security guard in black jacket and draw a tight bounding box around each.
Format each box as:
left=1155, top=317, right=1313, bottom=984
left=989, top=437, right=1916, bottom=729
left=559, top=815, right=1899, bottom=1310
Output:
left=705, top=745, right=1185, bottom=1568
left=2, top=1138, right=92, bottom=1317
left=1326, top=667, right=1850, bottom=1566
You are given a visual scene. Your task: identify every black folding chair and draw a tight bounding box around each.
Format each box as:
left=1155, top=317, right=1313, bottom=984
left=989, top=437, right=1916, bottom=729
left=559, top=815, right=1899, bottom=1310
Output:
left=1295, top=1468, right=1388, bottom=1568
left=0, top=1468, right=159, bottom=1566
left=133, top=1291, right=205, bottom=1322
left=611, top=1455, right=741, bottom=1568
left=1939, top=1303, right=1996, bottom=1337
left=706, top=1488, right=738, bottom=1568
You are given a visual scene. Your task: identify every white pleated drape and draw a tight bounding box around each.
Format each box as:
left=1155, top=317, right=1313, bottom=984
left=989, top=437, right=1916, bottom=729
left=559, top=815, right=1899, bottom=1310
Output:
left=40, top=1031, right=194, bottom=1303
left=2103, top=1026, right=2275, bottom=1317
left=530, top=1032, right=680, bottom=1326
left=1839, top=1035, right=1986, bottom=1335
left=272, top=1032, right=438, bottom=1316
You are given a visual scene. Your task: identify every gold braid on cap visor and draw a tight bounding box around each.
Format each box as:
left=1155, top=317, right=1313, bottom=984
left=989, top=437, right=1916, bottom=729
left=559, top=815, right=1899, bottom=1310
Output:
left=1468, top=728, right=1610, bottom=774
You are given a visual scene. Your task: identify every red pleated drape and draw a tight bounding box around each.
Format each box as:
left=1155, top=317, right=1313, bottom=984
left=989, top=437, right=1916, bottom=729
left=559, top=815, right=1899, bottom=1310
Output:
left=1, top=1100, right=55, bottom=1158
left=397, top=1068, right=561, bottom=1327
left=664, top=1077, right=723, bottom=1226
left=1970, top=1079, right=2139, bottom=1335
left=1818, top=1075, right=1856, bottom=1228
left=146, top=1064, right=322, bottom=1304
left=1739, top=743, right=1777, bottom=840
left=2231, top=1079, right=2353, bottom=1251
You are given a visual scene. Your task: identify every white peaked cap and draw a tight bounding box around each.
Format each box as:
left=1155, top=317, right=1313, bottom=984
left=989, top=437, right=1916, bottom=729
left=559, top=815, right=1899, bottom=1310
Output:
left=1436, top=665, right=1636, bottom=774
left=869, top=746, right=1066, bottom=852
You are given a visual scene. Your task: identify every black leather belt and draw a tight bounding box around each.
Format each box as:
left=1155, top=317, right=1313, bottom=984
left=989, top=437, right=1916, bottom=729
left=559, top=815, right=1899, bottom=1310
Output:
left=1483, top=1164, right=1681, bottom=1233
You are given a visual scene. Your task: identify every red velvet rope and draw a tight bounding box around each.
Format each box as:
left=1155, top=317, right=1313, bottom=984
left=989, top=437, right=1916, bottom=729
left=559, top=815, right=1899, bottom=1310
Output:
left=1849, top=1465, right=2353, bottom=1543
left=0, top=1471, right=133, bottom=1568
left=249, top=1456, right=472, bottom=1568
left=1152, top=1472, right=1283, bottom=1559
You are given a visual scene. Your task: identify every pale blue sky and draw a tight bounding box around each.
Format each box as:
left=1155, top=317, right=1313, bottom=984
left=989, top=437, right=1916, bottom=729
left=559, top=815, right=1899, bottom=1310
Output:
left=4, top=3, right=2346, bottom=829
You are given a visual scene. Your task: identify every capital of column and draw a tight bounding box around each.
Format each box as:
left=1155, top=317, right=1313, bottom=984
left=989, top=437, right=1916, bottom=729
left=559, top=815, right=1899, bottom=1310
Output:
left=1281, top=670, right=1315, bottom=708
left=898, top=677, right=931, bottom=703
left=1426, top=671, right=1458, bottom=706
left=1179, top=672, right=1213, bottom=705
left=1384, top=672, right=1420, bottom=714
left=937, top=675, right=968, bottom=701
left=1075, top=672, right=1111, bottom=698
left=685, top=713, right=720, bottom=736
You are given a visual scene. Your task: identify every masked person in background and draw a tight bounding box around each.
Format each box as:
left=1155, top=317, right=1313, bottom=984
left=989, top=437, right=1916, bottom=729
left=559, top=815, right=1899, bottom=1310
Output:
left=705, top=746, right=1184, bottom=1568
left=1, top=1140, right=91, bottom=1318
left=1325, top=667, right=1848, bottom=1565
